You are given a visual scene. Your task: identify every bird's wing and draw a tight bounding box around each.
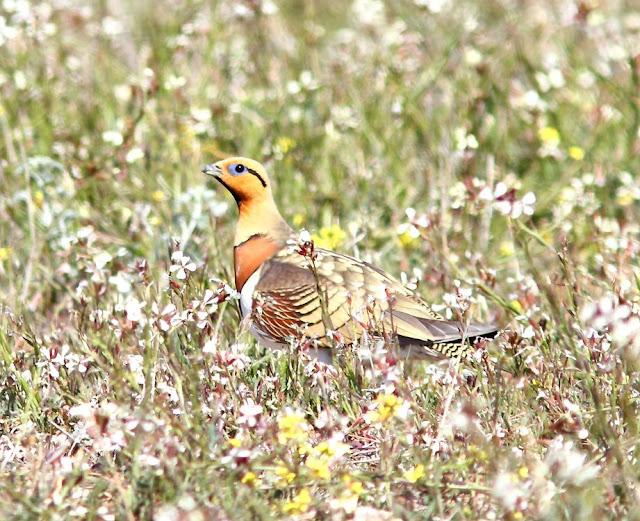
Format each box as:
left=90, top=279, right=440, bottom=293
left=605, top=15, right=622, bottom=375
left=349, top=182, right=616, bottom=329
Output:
left=250, top=246, right=497, bottom=357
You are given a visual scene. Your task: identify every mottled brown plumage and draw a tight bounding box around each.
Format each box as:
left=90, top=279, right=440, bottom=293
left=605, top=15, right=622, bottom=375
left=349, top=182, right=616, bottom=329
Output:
left=251, top=247, right=497, bottom=360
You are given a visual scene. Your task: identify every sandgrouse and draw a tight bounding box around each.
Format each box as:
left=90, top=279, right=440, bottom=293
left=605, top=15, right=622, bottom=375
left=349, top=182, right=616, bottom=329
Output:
left=203, top=157, right=498, bottom=364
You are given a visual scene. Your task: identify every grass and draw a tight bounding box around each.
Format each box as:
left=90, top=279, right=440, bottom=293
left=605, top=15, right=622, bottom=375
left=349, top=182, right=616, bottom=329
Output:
left=1, top=0, right=640, bottom=519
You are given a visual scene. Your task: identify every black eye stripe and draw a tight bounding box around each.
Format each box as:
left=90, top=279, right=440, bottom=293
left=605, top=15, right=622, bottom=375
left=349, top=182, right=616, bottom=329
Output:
left=246, top=167, right=267, bottom=187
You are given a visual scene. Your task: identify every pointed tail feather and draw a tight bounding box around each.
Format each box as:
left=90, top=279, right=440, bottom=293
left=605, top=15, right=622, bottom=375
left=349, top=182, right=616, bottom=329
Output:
left=390, top=309, right=499, bottom=346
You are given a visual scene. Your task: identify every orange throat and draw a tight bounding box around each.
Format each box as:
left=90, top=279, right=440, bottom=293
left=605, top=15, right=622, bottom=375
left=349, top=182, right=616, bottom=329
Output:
left=233, top=234, right=282, bottom=291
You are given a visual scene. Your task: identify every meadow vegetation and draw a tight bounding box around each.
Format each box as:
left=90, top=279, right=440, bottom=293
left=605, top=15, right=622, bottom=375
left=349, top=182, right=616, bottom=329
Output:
left=1, top=0, right=640, bottom=519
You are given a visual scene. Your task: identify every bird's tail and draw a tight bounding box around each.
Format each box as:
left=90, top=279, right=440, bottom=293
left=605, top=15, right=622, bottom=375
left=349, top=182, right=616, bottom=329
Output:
left=390, top=309, right=499, bottom=360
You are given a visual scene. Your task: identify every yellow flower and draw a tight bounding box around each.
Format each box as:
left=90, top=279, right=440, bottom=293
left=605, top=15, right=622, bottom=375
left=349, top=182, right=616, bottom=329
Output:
left=331, top=476, right=364, bottom=513
left=468, top=445, right=489, bottom=462
left=228, top=437, right=242, bottom=448
left=396, top=223, right=420, bottom=249
left=398, top=231, right=418, bottom=248
left=403, top=464, right=425, bottom=483
left=510, top=300, right=524, bottom=315
left=275, top=136, right=296, bottom=154
left=297, top=442, right=313, bottom=456
left=539, top=227, right=554, bottom=245
left=343, top=475, right=364, bottom=495
left=33, top=190, right=44, bottom=208
left=151, top=190, right=166, bottom=202
left=241, top=471, right=260, bottom=486
left=0, top=247, right=12, bottom=262
left=314, top=439, right=349, bottom=459
left=513, top=512, right=524, bottom=520
left=305, top=455, right=331, bottom=480
left=282, top=488, right=312, bottom=515
left=538, top=126, right=560, bottom=146
left=499, top=241, right=515, bottom=257
left=568, top=146, right=585, bottom=161
left=178, top=123, right=196, bottom=150
left=518, top=466, right=529, bottom=479
left=312, top=224, right=347, bottom=250
left=292, top=213, right=305, bottom=227
left=366, top=393, right=405, bottom=424
left=314, top=441, right=331, bottom=455
left=149, top=215, right=162, bottom=227
left=302, top=438, right=349, bottom=480
left=278, top=411, right=309, bottom=445
left=275, top=464, right=296, bottom=484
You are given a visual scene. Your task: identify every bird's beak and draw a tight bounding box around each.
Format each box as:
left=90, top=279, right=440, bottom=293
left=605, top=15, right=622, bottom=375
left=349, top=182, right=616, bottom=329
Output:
left=201, top=163, right=222, bottom=177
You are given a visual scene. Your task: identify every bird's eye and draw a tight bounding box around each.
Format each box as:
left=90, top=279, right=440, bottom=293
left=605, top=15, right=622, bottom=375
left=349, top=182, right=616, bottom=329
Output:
left=231, top=163, right=245, bottom=175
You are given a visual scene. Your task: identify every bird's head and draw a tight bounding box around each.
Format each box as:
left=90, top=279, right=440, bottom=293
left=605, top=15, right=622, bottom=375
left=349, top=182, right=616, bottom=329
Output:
left=202, top=157, right=272, bottom=205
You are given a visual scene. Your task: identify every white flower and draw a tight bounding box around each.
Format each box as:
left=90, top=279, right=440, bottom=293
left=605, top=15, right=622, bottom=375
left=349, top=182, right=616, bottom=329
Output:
left=69, top=402, right=94, bottom=419
left=109, top=273, right=132, bottom=294
left=484, top=183, right=536, bottom=219
left=415, top=0, right=449, bottom=12
left=261, top=0, right=279, bottom=15
left=493, top=472, right=526, bottom=511
left=36, top=345, right=72, bottom=380
left=157, top=381, right=179, bottom=403
left=582, top=294, right=640, bottom=358
left=101, top=16, right=124, bottom=36
left=232, top=3, right=253, bottom=18
left=124, top=298, right=144, bottom=323
left=545, top=437, right=599, bottom=485
left=299, top=70, right=316, bottom=89
left=138, top=453, right=161, bottom=467
left=454, top=127, right=479, bottom=151
left=464, top=47, right=483, bottom=66
left=165, top=74, right=186, bottom=90
left=125, top=354, right=145, bottom=385
left=286, top=80, right=301, bottom=95
left=156, top=303, right=177, bottom=332
left=102, top=130, right=123, bottom=146
left=298, top=229, right=312, bottom=243
left=93, top=251, right=112, bottom=270
left=190, top=107, right=212, bottom=122
left=202, top=338, right=217, bottom=354
left=13, top=70, right=26, bottom=90
left=521, top=192, right=536, bottom=215
left=0, top=16, right=18, bottom=46
left=64, top=352, right=88, bottom=374
left=125, top=147, right=144, bottom=163
left=330, top=105, right=359, bottom=129
left=352, top=0, right=385, bottom=26
left=170, top=251, right=197, bottom=280
left=114, top=84, right=131, bottom=102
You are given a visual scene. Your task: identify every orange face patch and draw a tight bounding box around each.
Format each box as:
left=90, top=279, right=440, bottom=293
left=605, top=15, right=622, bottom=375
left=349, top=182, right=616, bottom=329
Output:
left=213, top=157, right=271, bottom=204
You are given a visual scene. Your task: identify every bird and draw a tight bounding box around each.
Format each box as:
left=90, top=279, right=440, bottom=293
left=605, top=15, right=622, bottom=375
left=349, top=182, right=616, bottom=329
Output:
left=202, top=157, right=498, bottom=364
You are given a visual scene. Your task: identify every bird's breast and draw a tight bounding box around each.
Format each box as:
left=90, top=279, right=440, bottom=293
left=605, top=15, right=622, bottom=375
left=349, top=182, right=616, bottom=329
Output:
left=233, top=234, right=282, bottom=291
